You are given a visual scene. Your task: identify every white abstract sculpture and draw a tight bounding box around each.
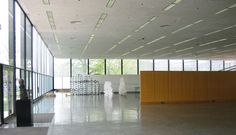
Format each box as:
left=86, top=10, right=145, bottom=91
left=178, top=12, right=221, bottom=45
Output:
left=119, top=77, right=127, bottom=95
left=104, top=81, right=113, bottom=96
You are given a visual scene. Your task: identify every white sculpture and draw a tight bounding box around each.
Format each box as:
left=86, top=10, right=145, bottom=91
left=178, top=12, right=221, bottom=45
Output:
left=119, top=77, right=127, bottom=95
left=104, top=81, right=113, bottom=96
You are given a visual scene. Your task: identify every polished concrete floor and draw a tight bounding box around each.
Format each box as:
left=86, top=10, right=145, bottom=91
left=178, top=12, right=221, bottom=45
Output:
left=42, top=93, right=236, bottom=135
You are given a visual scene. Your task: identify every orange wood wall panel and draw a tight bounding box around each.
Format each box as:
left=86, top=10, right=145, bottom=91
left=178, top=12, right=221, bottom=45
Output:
left=169, top=72, right=183, bottom=101
left=182, top=72, right=195, bottom=101
left=155, top=72, right=169, bottom=102
left=141, top=71, right=236, bottom=103
left=140, top=71, right=155, bottom=103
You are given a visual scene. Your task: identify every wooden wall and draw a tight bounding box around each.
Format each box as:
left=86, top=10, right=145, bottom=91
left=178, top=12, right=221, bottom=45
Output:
left=140, top=71, right=236, bottom=104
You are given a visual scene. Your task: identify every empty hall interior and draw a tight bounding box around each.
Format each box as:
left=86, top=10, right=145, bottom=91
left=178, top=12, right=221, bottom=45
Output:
left=0, top=0, right=236, bottom=135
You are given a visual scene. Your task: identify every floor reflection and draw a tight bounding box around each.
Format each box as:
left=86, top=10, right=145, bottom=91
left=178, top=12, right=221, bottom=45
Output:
left=53, top=93, right=140, bottom=125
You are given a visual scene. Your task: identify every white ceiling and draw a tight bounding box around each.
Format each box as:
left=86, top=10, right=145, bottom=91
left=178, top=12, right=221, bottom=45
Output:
left=18, top=0, right=236, bottom=59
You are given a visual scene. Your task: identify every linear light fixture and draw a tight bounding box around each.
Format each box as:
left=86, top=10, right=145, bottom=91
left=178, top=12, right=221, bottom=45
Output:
left=46, top=11, right=56, bottom=30
left=88, top=34, right=95, bottom=44
left=108, top=44, right=117, bottom=51
left=42, top=0, right=50, bottom=5
left=199, top=38, right=227, bottom=47
left=140, top=52, right=152, bottom=57
left=163, top=0, right=182, bottom=11
left=146, top=36, right=166, bottom=45
left=205, top=29, right=223, bottom=36
left=205, top=25, right=236, bottom=36
left=177, top=53, right=192, bottom=57
left=95, top=13, right=108, bottom=30
left=172, top=20, right=203, bottom=34
left=106, top=0, right=116, bottom=8
left=215, top=9, right=229, bottom=15
left=121, top=52, right=130, bottom=56
left=159, top=53, right=172, bottom=57
left=223, top=42, right=236, bottom=47
left=135, top=16, right=156, bottom=32
left=131, top=46, right=144, bottom=52
left=154, top=46, right=170, bottom=52
left=118, top=35, right=132, bottom=44
left=176, top=47, right=194, bottom=53
left=229, top=3, right=236, bottom=8
left=53, top=32, right=59, bottom=43
left=215, top=3, right=236, bottom=15
left=223, top=25, right=235, bottom=30
left=173, top=37, right=197, bottom=46
left=197, top=47, right=216, bottom=53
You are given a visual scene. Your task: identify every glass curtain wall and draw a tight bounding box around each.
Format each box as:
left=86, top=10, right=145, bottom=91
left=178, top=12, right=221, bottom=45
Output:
left=198, top=60, right=210, bottom=71
left=169, top=60, right=183, bottom=71
left=139, top=59, right=153, bottom=73
left=211, top=60, right=223, bottom=71
left=184, top=60, right=197, bottom=71
left=154, top=59, right=168, bottom=71
left=72, top=59, right=88, bottom=76
left=123, top=59, right=137, bottom=75
left=32, top=27, right=53, bottom=99
left=106, top=59, right=121, bottom=75
left=89, top=59, right=105, bottom=75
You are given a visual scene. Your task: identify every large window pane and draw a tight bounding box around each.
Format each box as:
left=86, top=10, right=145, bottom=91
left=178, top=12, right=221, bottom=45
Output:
left=3, top=66, right=14, bottom=118
left=154, top=59, right=168, bottom=71
left=169, top=60, right=183, bottom=71
left=123, top=59, right=137, bottom=75
left=106, top=59, right=121, bottom=75
left=139, top=59, right=153, bottom=73
left=15, top=3, right=25, bottom=68
left=225, top=60, right=236, bottom=68
left=0, top=0, right=9, bottom=64
left=33, top=28, right=38, bottom=72
left=26, top=18, right=32, bottom=70
left=89, top=59, right=105, bottom=75
left=198, top=60, right=210, bottom=71
left=211, top=60, right=223, bottom=71
left=72, top=59, right=88, bottom=76
left=184, top=60, right=196, bottom=71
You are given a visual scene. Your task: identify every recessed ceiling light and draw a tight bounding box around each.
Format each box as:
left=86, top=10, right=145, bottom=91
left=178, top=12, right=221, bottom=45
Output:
left=146, top=36, right=166, bottom=45
left=199, top=38, right=227, bottom=47
left=135, top=16, right=156, bottom=32
left=154, top=46, right=169, bottom=52
left=121, top=52, right=130, bottom=56
left=176, top=47, right=194, bottom=53
left=205, top=29, right=222, bottom=36
left=95, top=13, right=108, bottom=30
left=106, top=0, right=116, bottom=8
left=172, top=20, right=203, bottom=34
left=164, top=4, right=175, bottom=11
left=118, top=35, right=132, bottom=44
left=42, top=0, right=50, bottom=5
left=197, top=47, right=216, bottom=53
left=173, top=37, right=197, bottom=46
left=222, top=42, right=236, bottom=47
left=229, top=3, right=236, bottom=8
left=53, top=33, right=59, bottom=43
left=131, top=46, right=144, bottom=52
left=46, top=11, right=56, bottom=30
left=215, top=8, right=229, bottom=15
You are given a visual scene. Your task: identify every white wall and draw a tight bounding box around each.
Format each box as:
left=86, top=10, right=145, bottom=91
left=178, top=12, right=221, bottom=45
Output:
left=90, top=75, right=140, bottom=92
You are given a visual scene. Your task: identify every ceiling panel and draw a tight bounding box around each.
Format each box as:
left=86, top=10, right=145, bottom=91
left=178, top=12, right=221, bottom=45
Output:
left=18, top=0, right=236, bottom=59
